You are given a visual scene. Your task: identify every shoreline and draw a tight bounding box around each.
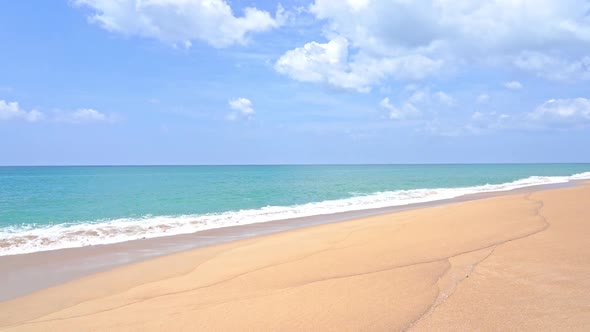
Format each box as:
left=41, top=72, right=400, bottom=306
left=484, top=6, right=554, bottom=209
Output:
left=0, top=181, right=576, bottom=302
left=1, top=181, right=589, bottom=330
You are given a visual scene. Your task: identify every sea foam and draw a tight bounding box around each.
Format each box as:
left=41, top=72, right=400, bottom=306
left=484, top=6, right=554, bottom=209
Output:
left=1, top=171, right=589, bottom=256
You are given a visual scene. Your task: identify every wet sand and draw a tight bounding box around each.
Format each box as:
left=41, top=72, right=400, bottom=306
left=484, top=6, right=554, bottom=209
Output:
left=1, top=182, right=589, bottom=331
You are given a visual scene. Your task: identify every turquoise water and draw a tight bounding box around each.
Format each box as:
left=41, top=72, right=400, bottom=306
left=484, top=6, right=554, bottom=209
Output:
left=1, top=164, right=589, bottom=255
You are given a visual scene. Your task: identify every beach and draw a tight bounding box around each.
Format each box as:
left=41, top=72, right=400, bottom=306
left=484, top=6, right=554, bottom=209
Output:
left=0, top=182, right=589, bottom=330
left=4, top=0, right=590, bottom=330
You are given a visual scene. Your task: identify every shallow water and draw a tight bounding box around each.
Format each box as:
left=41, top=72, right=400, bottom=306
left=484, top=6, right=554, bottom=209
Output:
left=1, top=164, right=590, bottom=255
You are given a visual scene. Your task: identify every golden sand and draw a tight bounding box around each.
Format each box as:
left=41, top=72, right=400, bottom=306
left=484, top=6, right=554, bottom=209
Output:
left=1, top=184, right=589, bottom=331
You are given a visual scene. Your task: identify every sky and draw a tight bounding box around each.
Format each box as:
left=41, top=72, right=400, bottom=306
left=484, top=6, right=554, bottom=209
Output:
left=0, top=0, right=589, bottom=165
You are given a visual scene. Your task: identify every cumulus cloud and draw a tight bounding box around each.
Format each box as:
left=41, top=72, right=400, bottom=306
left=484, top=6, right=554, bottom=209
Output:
left=275, top=37, right=442, bottom=92
left=529, top=98, right=590, bottom=126
left=380, top=88, right=454, bottom=120
left=74, top=0, right=286, bottom=48
left=380, top=97, right=420, bottom=120
left=227, top=97, right=254, bottom=120
left=450, top=98, right=590, bottom=134
left=277, top=0, right=590, bottom=90
left=0, top=100, right=44, bottom=122
left=0, top=99, right=112, bottom=124
left=56, top=108, right=113, bottom=123
left=425, top=96, right=590, bottom=136
left=504, top=81, right=523, bottom=90
left=310, top=0, right=590, bottom=55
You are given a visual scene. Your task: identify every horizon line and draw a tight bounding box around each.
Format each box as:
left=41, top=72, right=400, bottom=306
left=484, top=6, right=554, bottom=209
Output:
left=1, top=162, right=590, bottom=167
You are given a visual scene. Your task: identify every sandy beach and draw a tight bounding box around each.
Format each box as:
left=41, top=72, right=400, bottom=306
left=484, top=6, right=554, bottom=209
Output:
left=1, top=183, right=589, bottom=331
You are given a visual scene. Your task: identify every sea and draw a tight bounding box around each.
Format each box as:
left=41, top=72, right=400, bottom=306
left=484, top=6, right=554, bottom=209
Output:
left=1, top=164, right=589, bottom=256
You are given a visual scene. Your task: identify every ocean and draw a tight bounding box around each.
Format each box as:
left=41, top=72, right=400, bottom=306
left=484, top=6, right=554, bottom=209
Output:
left=1, top=164, right=589, bottom=256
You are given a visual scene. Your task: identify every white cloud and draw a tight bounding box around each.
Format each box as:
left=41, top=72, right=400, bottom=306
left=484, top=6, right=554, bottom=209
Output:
left=380, top=97, right=420, bottom=120
left=424, top=110, right=513, bottom=136
left=462, top=111, right=511, bottom=134
left=57, top=108, right=110, bottom=123
left=310, top=0, right=590, bottom=55
left=529, top=98, right=590, bottom=126
left=0, top=100, right=112, bottom=124
left=74, top=0, right=286, bottom=48
left=435, top=91, right=455, bottom=106
left=380, top=88, right=454, bottom=120
left=504, top=80, right=523, bottom=90
left=428, top=97, right=590, bottom=136
left=514, top=52, right=590, bottom=81
left=277, top=0, right=590, bottom=90
left=227, top=97, right=254, bottom=120
left=275, top=36, right=442, bottom=92
left=477, top=93, right=490, bottom=103
left=461, top=98, right=590, bottom=133
left=275, top=37, right=349, bottom=84
left=0, top=100, right=44, bottom=122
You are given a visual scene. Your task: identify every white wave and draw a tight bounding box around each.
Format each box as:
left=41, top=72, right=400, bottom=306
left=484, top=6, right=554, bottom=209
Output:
left=1, top=171, right=589, bottom=256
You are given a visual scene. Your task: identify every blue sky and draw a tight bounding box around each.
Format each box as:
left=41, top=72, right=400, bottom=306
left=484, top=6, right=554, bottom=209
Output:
left=0, top=0, right=589, bottom=165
